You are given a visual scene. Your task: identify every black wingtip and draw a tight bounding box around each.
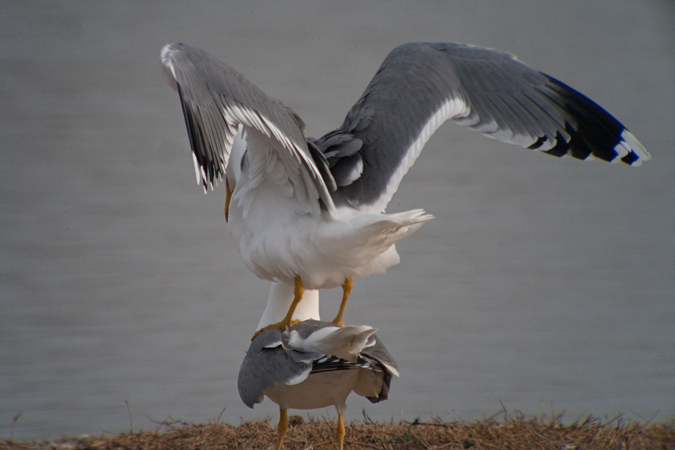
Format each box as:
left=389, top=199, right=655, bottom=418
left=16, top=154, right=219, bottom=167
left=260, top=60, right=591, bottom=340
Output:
left=538, top=75, right=649, bottom=165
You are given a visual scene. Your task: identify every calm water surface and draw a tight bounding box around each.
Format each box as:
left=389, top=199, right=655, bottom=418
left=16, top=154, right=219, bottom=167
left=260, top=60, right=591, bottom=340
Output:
left=1, top=1, right=674, bottom=439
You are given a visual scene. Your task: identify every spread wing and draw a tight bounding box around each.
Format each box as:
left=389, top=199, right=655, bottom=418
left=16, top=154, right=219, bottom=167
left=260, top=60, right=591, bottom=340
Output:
left=161, top=43, right=336, bottom=217
left=314, top=42, right=649, bottom=213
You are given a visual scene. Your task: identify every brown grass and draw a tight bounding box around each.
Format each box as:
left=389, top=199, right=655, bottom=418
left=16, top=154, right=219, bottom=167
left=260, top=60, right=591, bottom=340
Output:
left=3, top=413, right=674, bottom=450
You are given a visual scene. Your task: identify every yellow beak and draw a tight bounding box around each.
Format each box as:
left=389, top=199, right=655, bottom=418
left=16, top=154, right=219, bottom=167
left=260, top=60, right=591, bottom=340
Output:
left=225, top=180, right=232, bottom=222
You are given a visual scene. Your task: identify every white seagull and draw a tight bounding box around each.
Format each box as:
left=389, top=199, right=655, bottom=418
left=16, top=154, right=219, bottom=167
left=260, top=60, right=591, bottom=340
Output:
left=161, top=42, right=650, bottom=336
left=238, top=318, right=398, bottom=450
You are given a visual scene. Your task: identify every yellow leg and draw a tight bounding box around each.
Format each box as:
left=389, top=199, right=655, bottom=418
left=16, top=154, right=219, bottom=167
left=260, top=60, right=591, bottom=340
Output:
left=274, top=408, right=288, bottom=450
left=331, top=278, right=352, bottom=327
left=224, top=180, right=232, bottom=222
left=252, top=276, right=304, bottom=340
left=336, top=412, right=345, bottom=450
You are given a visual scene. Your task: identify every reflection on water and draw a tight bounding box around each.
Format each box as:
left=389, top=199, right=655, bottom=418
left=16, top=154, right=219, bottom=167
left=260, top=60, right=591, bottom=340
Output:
left=1, top=1, right=674, bottom=440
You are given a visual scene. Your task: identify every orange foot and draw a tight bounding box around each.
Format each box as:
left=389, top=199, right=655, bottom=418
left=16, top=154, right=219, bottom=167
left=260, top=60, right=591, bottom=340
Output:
left=251, top=319, right=301, bottom=340
left=252, top=276, right=305, bottom=340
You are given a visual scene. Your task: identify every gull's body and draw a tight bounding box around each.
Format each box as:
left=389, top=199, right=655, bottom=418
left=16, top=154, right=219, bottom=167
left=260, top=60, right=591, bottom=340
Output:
left=225, top=129, right=432, bottom=293
left=161, top=42, right=649, bottom=332
left=239, top=316, right=398, bottom=450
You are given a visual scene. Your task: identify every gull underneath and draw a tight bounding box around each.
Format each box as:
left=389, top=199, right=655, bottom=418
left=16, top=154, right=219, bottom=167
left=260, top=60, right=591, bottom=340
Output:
left=239, top=319, right=398, bottom=450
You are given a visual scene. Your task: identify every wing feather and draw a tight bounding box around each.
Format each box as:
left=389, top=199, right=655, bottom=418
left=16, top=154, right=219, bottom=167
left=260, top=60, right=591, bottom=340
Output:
left=161, top=43, right=336, bottom=217
left=314, top=42, right=649, bottom=213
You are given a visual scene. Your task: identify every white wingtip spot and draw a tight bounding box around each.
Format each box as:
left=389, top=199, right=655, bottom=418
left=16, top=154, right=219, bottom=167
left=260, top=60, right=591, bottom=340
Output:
left=191, top=152, right=202, bottom=186
left=618, top=130, right=650, bottom=166
left=160, top=44, right=174, bottom=62
left=160, top=44, right=181, bottom=89
left=160, top=44, right=179, bottom=74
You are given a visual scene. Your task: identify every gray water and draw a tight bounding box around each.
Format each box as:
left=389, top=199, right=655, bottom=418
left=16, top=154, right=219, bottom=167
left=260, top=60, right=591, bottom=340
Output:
left=1, top=1, right=674, bottom=440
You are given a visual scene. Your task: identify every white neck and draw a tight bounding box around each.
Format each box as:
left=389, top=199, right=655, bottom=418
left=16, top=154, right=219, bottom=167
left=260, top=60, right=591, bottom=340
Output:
left=256, top=281, right=320, bottom=329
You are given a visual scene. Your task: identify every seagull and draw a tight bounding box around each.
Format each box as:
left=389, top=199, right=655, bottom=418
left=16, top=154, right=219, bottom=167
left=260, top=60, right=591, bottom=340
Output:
left=238, top=318, right=399, bottom=450
left=161, top=42, right=650, bottom=336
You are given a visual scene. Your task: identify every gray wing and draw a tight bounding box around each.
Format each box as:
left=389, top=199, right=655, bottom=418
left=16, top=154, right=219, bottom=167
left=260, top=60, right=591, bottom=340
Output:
left=237, top=328, right=318, bottom=408
left=356, top=334, right=399, bottom=404
left=313, top=42, right=650, bottom=213
left=161, top=43, right=336, bottom=217
left=362, top=334, right=399, bottom=379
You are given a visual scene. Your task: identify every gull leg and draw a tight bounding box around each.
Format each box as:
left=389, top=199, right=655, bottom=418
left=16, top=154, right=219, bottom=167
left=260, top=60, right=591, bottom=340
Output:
left=274, top=407, right=288, bottom=450
left=252, top=276, right=304, bottom=340
left=336, top=411, right=345, bottom=450
left=331, top=277, right=352, bottom=327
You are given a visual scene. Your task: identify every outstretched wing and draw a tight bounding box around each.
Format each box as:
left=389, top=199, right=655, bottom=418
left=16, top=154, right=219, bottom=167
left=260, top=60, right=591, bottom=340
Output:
left=314, top=42, right=650, bottom=213
left=161, top=43, right=336, bottom=217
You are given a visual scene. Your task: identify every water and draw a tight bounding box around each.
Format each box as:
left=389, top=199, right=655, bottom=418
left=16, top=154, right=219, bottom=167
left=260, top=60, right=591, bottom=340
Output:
left=1, top=0, right=674, bottom=440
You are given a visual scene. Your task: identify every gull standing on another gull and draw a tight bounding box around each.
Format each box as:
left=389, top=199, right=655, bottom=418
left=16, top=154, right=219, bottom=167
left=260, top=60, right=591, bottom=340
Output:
left=161, top=42, right=650, bottom=337
left=238, top=318, right=398, bottom=450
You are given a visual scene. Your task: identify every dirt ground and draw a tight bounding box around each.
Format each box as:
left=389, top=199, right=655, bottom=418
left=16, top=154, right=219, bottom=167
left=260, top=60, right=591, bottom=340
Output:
left=3, top=412, right=674, bottom=450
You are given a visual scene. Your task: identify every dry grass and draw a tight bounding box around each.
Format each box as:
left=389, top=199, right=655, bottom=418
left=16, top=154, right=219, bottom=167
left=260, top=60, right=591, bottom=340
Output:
left=3, top=413, right=674, bottom=450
